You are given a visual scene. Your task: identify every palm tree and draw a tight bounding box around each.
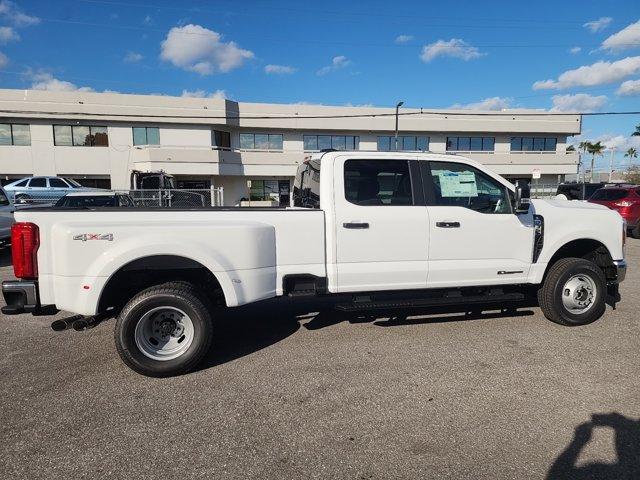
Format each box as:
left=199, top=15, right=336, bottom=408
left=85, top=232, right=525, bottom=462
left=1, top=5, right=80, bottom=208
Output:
left=566, top=145, right=576, bottom=152
left=587, top=141, right=605, bottom=182
left=624, top=147, right=638, bottom=159
left=632, top=125, right=640, bottom=137
left=577, top=141, right=591, bottom=181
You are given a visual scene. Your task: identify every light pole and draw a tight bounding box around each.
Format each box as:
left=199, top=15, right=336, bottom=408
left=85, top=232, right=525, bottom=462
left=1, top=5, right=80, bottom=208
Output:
left=608, top=146, right=616, bottom=182
left=394, top=101, right=404, bottom=151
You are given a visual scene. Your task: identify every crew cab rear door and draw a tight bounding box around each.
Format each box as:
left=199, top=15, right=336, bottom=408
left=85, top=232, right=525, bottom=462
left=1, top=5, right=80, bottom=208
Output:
left=423, top=160, right=534, bottom=287
left=333, top=157, right=429, bottom=292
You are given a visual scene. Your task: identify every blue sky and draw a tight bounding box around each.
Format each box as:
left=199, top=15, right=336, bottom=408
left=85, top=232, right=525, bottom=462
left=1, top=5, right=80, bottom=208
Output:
left=1, top=0, right=639, bottom=170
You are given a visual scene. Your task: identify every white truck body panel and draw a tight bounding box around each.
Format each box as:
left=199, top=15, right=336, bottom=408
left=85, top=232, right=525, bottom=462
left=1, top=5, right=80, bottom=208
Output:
left=11, top=152, right=625, bottom=317
left=21, top=209, right=325, bottom=315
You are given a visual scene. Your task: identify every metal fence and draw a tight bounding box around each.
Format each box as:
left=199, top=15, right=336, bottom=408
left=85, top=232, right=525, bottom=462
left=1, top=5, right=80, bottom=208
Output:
left=530, top=184, right=560, bottom=199
left=11, top=188, right=225, bottom=208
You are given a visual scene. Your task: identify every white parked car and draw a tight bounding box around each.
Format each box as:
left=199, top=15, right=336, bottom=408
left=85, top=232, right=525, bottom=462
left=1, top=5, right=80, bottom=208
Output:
left=4, top=176, right=95, bottom=203
left=2, top=152, right=627, bottom=376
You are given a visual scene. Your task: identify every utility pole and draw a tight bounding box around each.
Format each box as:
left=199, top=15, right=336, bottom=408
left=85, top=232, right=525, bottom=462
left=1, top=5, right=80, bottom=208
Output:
left=394, top=101, right=403, bottom=151
left=608, top=146, right=616, bottom=182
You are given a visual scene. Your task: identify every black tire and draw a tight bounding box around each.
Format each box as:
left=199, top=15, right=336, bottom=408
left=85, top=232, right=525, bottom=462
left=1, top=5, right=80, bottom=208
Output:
left=630, top=223, right=640, bottom=239
left=114, top=281, right=213, bottom=377
left=537, top=257, right=606, bottom=326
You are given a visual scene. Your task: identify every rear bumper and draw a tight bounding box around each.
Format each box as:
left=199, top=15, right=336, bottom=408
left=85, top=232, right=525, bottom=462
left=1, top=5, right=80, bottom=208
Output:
left=1, top=280, right=57, bottom=315
left=2, top=280, right=38, bottom=314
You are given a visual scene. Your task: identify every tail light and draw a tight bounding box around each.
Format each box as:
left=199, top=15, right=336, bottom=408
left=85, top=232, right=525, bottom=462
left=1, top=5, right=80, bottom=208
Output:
left=11, top=222, right=39, bottom=279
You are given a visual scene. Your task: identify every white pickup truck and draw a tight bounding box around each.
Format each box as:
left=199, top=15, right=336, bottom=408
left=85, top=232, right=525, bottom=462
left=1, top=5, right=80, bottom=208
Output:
left=3, top=152, right=627, bottom=376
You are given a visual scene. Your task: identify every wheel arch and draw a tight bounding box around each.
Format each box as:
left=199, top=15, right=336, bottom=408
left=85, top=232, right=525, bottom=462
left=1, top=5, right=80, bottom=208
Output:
left=97, top=254, right=233, bottom=314
left=543, top=238, right=616, bottom=281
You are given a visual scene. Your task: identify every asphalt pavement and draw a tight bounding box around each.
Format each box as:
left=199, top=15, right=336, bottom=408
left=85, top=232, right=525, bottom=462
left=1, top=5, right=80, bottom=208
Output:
left=0, top=241, right=638, bottom=479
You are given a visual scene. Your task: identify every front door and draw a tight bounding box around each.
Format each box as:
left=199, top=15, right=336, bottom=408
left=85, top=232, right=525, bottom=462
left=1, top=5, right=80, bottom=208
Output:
left=334, top=158, right=429, bottom=293
left=424, top=160, right=534, bottom=288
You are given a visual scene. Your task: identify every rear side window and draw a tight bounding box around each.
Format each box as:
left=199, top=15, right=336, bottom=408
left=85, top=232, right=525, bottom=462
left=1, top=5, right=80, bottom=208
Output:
left=293, top=159, right=321, bottom=208
left=344, top=159, right=413, bottom=206
left=14, top=179, right=29, bottom=187
left=49, top=178, right=68, bottom=188
left=590, top=189, right=629, bottom=201
left=29, top=178, right=46, bottom=188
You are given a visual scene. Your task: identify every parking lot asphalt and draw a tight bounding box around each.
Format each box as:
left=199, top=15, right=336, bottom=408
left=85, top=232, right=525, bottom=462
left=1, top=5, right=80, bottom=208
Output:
left=0, top=241, right=639, bottom=480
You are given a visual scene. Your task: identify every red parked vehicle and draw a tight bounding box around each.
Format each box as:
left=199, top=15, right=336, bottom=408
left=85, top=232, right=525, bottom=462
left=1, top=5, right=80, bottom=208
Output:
left=588, top=185, right=640, bottom=238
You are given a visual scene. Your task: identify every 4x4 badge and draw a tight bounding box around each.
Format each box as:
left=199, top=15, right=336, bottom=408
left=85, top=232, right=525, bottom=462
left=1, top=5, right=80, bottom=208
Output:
left=73, top=234, right=113, bottom=241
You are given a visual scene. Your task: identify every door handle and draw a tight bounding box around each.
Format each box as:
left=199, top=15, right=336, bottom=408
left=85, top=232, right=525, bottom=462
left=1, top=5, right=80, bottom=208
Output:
left=436, top=221, right=460, bottom=228
left=343, top=222, right=369, bottom=229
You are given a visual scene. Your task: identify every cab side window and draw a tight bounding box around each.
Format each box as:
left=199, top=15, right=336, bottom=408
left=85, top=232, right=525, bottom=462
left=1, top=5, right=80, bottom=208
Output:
left=344, top=160, right=413, bottom=206
left=428, top=161, right=511, bottom=214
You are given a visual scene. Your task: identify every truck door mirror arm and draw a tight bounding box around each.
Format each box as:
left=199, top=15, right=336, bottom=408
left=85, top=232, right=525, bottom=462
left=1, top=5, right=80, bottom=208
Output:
left=514, top=180, right=531, bottom=214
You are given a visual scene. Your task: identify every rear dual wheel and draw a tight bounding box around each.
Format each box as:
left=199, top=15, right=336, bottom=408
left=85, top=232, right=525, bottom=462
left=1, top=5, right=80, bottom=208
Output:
left=538, top=258, right=606, bottom=326
left=114, top=282, right=213, bottom=377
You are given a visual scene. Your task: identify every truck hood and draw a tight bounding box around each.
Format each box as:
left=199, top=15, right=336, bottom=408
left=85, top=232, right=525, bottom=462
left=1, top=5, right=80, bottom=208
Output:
left=532, top=198, right=610, bottom=212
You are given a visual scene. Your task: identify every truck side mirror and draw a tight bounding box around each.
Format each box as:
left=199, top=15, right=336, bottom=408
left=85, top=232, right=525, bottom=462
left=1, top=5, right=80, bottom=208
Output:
left=514, top=180, right=531, bottom=213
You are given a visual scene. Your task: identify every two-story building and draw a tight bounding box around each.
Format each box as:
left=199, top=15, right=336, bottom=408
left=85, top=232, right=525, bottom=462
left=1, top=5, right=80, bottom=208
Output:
left=0, top=89, right=580, bottom=206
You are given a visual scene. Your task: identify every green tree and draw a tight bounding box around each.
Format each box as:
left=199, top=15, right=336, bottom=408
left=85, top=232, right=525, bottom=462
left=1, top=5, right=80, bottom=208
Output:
left=624, top=147, right=637, bottom=159
left=632, top=125, right=640, bottom=137
left=586, top=141, right=605, bottom=182
left=566, top=144, right=576, bottom=152
left=625, top=165, right=640, bottom=184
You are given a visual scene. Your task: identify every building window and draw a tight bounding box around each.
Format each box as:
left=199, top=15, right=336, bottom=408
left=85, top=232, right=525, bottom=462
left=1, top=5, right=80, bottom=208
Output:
left=212, top=130, right=231, bottom=149
left=0, top=124, right=31, bottom=146
left=54, top=125, right=109, bottom=146
left=377, top=135, right=429, bottom=151
left=303, top=135, right=360, bottom=151
left=510, top=137, right=557, bottom=152
left=446, top=137, right=494, bottom=151
left=239, top=133, right=283, bottom=151
left=133, top=127, right=160, bottom=146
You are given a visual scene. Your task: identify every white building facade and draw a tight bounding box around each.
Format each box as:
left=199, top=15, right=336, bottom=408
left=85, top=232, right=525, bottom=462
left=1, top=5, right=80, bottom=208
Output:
left=0, top=89, right=580, bottom=206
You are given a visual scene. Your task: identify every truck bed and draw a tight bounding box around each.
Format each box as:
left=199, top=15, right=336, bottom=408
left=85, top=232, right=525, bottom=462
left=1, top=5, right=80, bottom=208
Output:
left=15, top=208, right=326, bottom=314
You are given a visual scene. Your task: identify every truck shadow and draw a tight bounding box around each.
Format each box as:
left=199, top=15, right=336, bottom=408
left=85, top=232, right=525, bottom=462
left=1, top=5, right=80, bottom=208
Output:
left=546, top=412, right=640, bottom=480
left=197, top=297, right=536, bottom=371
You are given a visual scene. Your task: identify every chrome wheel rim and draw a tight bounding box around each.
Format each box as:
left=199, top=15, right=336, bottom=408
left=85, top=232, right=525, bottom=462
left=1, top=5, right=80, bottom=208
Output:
left=134, top=306, right=194, bottom=361
left=561, top=274, right=597, bottom=314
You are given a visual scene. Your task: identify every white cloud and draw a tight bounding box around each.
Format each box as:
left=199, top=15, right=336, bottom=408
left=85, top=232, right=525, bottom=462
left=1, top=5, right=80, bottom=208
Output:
left=160, top=24, right=254, bottom=75
left=0, top=26, right=18, bottom=43
left=550, top=93, right=607, bottom=112
left=450, top=96, right=512, bottom=111
left=601, top=19, right=640, bottom=52
left=594, top=133, right=640, bottom=151
left=181, top=89, right=227, bottom=99
left=29, top=72, right=94, bottom=92
left=124, top=51, right=143, bottom=63
left=264, top=64, right=296, bottom=74
left=569, top=46, right=582, bottom=54
left=316, top=55, right=351, bottom=75
left=0, top=0, right=39, bottom=27
left=617, top=79, right=640, bottom=96
left=420, top=38, right=484, bottom=62
left=533, top=56, right=640, bottom=89
left=583, top=17, right=612, bottom=33
left=395, top=35, right=413, bottom=44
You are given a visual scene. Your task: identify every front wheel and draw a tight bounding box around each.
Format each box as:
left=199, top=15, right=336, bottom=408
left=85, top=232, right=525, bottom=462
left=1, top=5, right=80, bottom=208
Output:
left=537, top=258, right=606, bottom=326
left=114, top=282, right=213, bottom=377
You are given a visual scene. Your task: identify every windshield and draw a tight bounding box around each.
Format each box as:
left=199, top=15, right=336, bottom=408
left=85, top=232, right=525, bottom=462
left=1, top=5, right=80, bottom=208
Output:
left=65, top=179, right=84, bottom=188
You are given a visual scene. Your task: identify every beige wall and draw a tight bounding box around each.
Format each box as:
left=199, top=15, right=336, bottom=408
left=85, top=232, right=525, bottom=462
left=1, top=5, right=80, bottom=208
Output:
left=0, top=89, right=581, bottom=187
